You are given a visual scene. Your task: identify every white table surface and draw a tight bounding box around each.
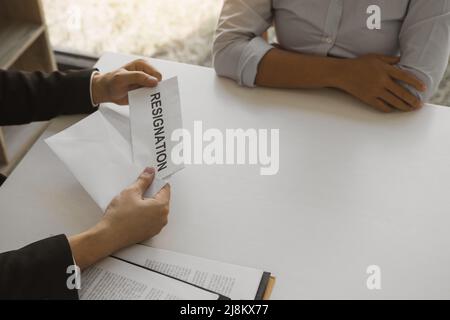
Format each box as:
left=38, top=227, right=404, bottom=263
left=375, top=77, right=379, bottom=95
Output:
left=1, top=52, right=450, bottom=299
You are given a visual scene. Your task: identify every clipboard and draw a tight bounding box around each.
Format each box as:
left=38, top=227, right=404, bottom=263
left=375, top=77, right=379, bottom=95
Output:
left=255, top=272, right=276, bottom=300
left=263, top=277, right=276, bottom=300
left=113, top=256, right=275, bottom=300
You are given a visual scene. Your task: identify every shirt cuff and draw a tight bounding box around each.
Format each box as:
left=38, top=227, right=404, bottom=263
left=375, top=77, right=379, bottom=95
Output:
left=90, top=71, right=100, bottom=108
left=238, top=36, right=273, bottom=87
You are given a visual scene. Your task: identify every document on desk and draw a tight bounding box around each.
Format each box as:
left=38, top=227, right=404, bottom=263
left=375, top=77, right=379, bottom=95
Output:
left=45, top=78, right=184, bottom=211
left=113, top=244, right=272, bottom=300
left=79, top=257, right=220, bottom=300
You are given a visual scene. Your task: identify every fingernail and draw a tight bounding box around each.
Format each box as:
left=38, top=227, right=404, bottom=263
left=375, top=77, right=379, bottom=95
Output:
left=143, top=167, right=155, bottom=176
left=148, top=76, right=158, bottom=82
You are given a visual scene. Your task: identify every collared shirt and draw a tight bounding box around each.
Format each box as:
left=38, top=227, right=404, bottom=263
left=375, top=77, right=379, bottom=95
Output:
left=213, top=0, right=450, bottom=101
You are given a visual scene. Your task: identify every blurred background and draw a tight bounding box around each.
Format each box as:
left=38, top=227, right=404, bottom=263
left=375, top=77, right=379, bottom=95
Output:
left=42, top=0, right=222, bottom=67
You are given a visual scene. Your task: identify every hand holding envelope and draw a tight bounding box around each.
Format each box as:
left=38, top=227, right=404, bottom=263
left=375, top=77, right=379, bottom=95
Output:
left=46, top=77, right=184, bottom=212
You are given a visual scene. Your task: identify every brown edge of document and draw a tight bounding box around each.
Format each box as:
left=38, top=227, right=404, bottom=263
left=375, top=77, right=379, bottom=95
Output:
left=263, top=276, right=276, bottom=300
left=0, top=128, right=8, bottom=164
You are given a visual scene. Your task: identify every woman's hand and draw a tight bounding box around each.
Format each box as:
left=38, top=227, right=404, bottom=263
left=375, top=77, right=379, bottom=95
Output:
left=91, top=59, right=163, bottom=105
left=68, top=167, right=170, bottom=270
left=337, top=54, right=427, bottom=113
left=256, top=49, right=426, bottom=113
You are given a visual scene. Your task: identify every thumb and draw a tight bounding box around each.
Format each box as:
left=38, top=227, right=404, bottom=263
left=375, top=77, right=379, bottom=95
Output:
left=132, top=167, right=156, bottom=196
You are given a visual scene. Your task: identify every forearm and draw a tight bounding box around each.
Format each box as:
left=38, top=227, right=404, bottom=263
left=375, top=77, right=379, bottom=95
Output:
left=255, top=48, right=346, bottom=90
left=68, top=224, right=120, bottom=271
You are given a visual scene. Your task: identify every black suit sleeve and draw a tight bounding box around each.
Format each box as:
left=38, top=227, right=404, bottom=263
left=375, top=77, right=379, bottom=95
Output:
left=0, top=235, right=79, bottom=300
left=0, top=69, right=97, bottom=126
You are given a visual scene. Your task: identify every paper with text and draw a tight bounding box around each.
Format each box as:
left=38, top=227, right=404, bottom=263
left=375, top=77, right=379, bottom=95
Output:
left=114, top=244, right=265, bottom=300
left=129, top=77, right=184, bottom=179
left=79, top=257, right=219, bottom=300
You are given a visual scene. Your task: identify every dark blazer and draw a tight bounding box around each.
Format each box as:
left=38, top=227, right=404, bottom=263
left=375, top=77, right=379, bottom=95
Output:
left=0, top=69, right=95, bottom=126
left=0, top=69, right=96, bottom=299
left=0, top=236, right=79, bottom=300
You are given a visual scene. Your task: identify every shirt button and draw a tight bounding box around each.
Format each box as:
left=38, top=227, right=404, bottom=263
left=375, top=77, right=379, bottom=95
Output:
left=325, top=37, right=333, bottom=44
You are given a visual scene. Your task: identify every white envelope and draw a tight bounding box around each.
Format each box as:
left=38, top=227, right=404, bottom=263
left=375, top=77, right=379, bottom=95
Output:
left=45, top=78, right=184, bottom=212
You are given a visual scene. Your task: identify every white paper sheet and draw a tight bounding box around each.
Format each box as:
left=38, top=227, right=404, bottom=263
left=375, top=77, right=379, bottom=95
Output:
left=45, top=78, right=184, bottom=211
left=129, top=77, right=184, bottom=179
left=114, top=244, right=266, bottom=300
left=79, top=257, right=219, bottom=300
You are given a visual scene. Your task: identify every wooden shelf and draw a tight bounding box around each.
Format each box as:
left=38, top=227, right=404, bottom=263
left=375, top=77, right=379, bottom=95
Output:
left=0, top=0, right=56, bottom=169
left=0, top=122, right=50, bottom=175
left=0, top=20, right=44, bottom=69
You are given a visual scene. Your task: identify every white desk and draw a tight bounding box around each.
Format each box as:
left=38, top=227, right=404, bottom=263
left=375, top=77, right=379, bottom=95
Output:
left=1, top=53, right=450, bottom=299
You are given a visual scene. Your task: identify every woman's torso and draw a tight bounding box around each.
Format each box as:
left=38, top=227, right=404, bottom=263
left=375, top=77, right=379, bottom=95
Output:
left=273, top=0, right=410, bottom=58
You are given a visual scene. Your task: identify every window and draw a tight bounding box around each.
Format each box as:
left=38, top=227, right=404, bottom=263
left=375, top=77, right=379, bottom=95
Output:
left=42, top=0, right=222, bottom=67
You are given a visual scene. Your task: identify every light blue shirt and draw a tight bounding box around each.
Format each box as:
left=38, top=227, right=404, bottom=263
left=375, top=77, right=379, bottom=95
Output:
left=213, top=0, right=450, bottom=101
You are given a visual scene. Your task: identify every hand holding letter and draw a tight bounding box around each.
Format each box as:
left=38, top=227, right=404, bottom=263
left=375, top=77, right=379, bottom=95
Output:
left=91, top=59, right=163, bottom=105
left=69, top=167, right=171, bottom=270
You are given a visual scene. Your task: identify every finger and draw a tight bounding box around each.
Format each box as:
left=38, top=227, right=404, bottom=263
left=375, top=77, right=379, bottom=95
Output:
left=135, top=60, right=163, bottom=81
left=154, top=183, right=171, bottom=204
left=125, top=59, right=163, bottom=81
left=123, top=71, right=159, bottom=88
left=387, top=66, right=426, bottom=92
left=371, top=98, right=393, bottom=113
left=373, top=54, right=401, bottom=65
left=130, top=167, right=156, bottom=196
left=386, top=80, right=423, bottom=109
left=380, top=91, right=413, bottom=112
